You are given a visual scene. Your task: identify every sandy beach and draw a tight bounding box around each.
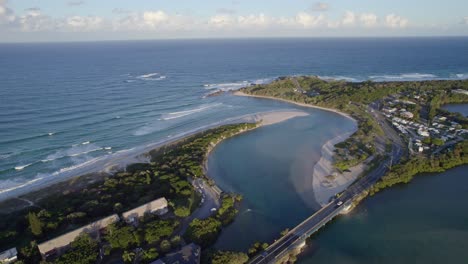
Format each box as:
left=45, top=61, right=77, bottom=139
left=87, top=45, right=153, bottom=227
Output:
left=234, top=91, right=356, bottom=122
left=312, top=131, right=370, bottom=205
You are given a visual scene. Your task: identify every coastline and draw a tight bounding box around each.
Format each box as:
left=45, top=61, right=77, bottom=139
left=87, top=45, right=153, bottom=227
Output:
left=234, top=90, right=360, bottom=207
left=312, top=130, right=367, bottom=206
left=0, top=110, right=309, bottom=212
left=233, top=91, right=356, bottom=122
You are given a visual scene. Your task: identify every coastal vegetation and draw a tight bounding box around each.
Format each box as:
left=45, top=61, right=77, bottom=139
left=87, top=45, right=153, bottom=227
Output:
left=240, top=76, right=468, bottom=170
left=0, top=123, right=257, bottom=263
left=370, top=140, right=468, bottom=194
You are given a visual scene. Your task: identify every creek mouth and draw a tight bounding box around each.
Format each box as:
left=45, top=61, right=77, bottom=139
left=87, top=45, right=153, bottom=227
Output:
left=206, top=110, right=356, bottom=251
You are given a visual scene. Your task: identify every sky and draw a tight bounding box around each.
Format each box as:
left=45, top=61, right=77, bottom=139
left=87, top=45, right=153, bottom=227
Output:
left=0, top=0, right=468, bottom=42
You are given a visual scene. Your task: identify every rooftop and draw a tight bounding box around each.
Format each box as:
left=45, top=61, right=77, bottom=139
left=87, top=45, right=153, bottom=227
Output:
left=122, top=197, right=168, bottom=220
left=37, top=214, right=119, bottom=255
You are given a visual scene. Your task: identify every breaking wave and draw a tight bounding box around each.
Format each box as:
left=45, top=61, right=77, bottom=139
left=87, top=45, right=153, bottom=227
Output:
left=203, top=78, right=273, bottom=91
left=160, top=103, right=223, bottom=121
left=318, top=76, right=360, bottom=82
left=40, top=143, right=106, bottom=163
left=369, top=73, right=438, bottom=81
left=136, top=72, right=167, bottom=81
left=14, top=163, right=34, bottom=171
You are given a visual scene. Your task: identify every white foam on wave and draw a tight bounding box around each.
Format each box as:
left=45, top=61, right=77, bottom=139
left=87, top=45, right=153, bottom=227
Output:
left=82, top=141, right=90, bottom=145
left=369, top=73, right=438, bottom=80
left=41, top=143, right=104, bottom=163
left=48, top=132, right=54, bottom=136
left=160, top=103, right=223, bottom=121
left=14, top=163, right=34, bottom=171
left=203, top=78, right=273, bottom=92
left=136, top=72, right=167, bottom=81
left=138, top=72, right=159, bottom=78
left=104, top=147, right=112, bottom=150
left=318, top=76, right=360, bottom=82
left=454, top=73, right=468, bottom=79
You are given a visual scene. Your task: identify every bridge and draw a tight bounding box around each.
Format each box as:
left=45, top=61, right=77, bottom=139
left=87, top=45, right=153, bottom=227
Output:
left=249, top=106, right=403, bottom=264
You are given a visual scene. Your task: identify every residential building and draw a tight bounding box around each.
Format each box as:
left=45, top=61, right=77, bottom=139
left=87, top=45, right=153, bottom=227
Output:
left=37, top=214, right=119, bottom=260
left=122, top=197, right=168, bottom=224
left=0, top=248, right=17, bottom=264
left=401, top=111, right=414, bottom=119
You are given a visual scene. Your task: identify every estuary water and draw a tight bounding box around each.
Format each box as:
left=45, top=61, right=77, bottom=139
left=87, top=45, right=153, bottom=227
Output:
left=298, top=166, right=468, bottom=264
left=1, top=37, right=468, bottom=200
left=207, top=109, right=356, bottom=251
left=443, top=104, right=468, bottom=117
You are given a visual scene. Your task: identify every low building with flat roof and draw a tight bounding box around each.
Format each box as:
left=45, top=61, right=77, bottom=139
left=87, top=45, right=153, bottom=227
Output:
left=0, top=248, right=17, bottom=264
left=122, top=197, right=168, bottom=224
left=150, top=243, right=201, bottom=264
left=37, top=214, right=119, bottom=260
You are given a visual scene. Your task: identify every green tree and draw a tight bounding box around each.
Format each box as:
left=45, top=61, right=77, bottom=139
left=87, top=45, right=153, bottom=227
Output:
left=18, top=241, right=42, bottom=264
left=160, top=239, right=171, bottom=253
left=210, top=250, right=249, bottom=264
left=174, top=206, right=191, bottom=217
left=122, top=251, right=136, bottom=264
left=170, top=235, right=181, bottom=247
left=144, top=220, right=177, bottom=244
left=54, top=234, right=99, bottom=264
left=141, top=248, right=159, bottom=263
left=105, top=225, right=137, bottom=249
left=185, top=217, right=221, bottom=248
left=28, top=212, right=43, bottom=237
left=432, top=138, right=444, bottom=146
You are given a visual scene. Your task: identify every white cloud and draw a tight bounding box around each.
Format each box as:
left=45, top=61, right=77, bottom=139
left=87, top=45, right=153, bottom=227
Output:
left=66, top=16, right=103, bottom=31
left=296, top=12, right=325, bottom=28
left=360, top=13, right=378, bottom=27
left=209, top=14, right=234, bottom=28
left=143, top=11, right=169, bottom=28
left=238, top=14, right=269, bottom=27
left=341, top=11, right=356, bottom=26
left=0, top=0, right=16, bottom=25
left=311, top=2, right=329, bottom=12
left=385, top=14, right=409, bottom=28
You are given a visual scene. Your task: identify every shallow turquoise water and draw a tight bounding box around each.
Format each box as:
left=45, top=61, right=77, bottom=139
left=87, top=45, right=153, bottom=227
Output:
left=207, top=109, right=356, bottom=251
left=298, top=165, right=468, bottom=264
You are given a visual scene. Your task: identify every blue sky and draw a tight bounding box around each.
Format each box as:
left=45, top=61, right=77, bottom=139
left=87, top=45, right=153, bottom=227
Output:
left=1, top=0, right=468, bottom=42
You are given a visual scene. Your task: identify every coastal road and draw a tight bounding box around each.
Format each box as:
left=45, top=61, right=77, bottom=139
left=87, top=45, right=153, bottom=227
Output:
left=249, top=106, right=404, bottom=264
left=177, top=179, right=220, bottom=235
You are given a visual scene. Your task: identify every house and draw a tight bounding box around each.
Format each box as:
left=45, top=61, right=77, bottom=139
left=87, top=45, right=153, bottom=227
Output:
left=401, top=111, right=414, bottom=119
left=0, top=248, right=17, bottom=264
left=150, top=243, right=201, bottom=264
left=418, top=129, right=430, bottom=137
left=122, top=197, right=168, bottom=224
left=37, top=214, right=119, bottom=260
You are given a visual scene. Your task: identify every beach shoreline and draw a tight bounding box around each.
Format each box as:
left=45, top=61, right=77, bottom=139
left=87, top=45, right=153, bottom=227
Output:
left=0, top=110, right=309, bottom=212
left=233, top=91, right=356, bottom=122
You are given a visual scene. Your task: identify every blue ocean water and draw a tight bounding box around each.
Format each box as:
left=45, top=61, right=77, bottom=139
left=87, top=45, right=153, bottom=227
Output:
left=1, top=37, right=468, bottom=199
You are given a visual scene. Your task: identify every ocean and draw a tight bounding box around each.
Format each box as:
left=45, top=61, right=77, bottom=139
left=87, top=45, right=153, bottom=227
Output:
left=1, top=37, right=468, bottom=200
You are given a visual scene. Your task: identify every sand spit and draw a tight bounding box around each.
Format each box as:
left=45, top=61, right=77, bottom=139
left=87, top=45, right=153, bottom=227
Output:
left=234, top=91, right=355, bottom=122
left=312, top=132, right=370, bottom=206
